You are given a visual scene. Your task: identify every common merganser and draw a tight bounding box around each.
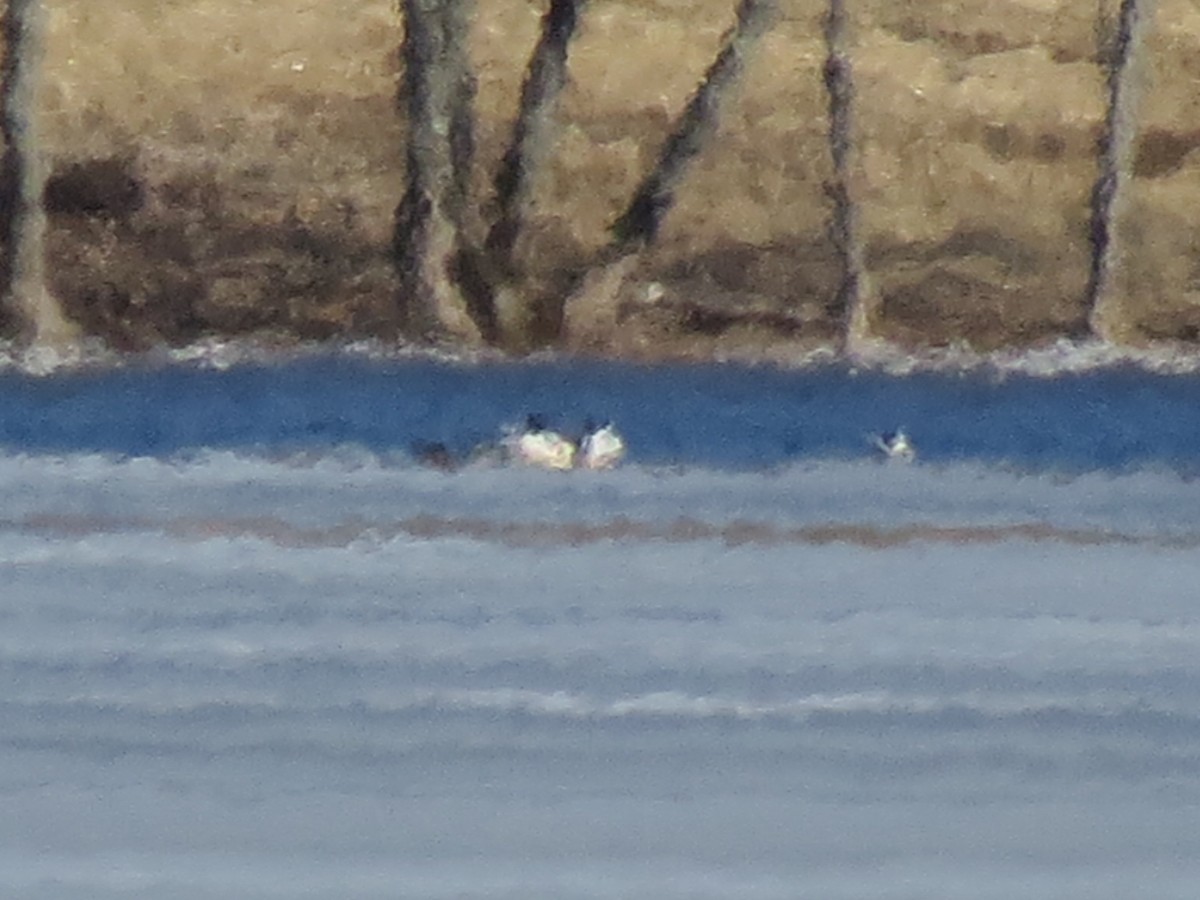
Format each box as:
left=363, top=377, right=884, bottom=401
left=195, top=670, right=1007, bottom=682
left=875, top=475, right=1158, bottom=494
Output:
left=505, top=414, right=577, bottom=471
left=578, top=419, right=626, bottom=470
left=873, top=428, right=916, bottom=462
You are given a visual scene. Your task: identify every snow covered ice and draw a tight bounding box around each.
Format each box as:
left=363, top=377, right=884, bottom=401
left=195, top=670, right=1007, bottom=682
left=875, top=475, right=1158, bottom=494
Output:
left=2, top=349, right=1200, bottom=898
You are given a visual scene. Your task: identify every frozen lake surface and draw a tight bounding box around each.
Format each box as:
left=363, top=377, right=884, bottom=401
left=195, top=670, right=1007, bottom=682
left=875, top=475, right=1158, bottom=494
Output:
left=3, top=347, right=1200, bottom=898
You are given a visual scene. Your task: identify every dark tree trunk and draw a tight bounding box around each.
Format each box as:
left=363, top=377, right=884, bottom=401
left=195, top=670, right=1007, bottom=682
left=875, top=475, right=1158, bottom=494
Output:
left=394, top=0, right=487, bottom=343
left=479, top=0, right=590, bottom=349
left=822, top=0, right=868, bottom=352
left=487, top=0, right=588, bottom=272
left=0, top=0, right=73, bottom=345
left=564, top=0, right=779, bottom=345
left=609, top=0, right=778, bottom=251
left=1086, top=0, right=1147, bottom=343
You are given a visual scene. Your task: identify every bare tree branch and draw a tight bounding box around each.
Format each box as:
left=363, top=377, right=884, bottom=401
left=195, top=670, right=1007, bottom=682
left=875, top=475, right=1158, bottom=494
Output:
left=609, top=0, right=777, bottom=251
left=564, top=0, right=778, bottom=345
left=487, top=0, right=588, bottom=273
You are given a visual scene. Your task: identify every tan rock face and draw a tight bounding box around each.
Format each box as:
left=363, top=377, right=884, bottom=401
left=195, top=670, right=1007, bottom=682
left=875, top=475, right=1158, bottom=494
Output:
left=0, top=0, right=1194, bottom=356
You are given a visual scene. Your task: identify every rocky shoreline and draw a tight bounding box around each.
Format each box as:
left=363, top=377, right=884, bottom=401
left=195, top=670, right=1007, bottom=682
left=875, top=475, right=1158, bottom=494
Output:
left=1, top=0, right=1198, bottom=359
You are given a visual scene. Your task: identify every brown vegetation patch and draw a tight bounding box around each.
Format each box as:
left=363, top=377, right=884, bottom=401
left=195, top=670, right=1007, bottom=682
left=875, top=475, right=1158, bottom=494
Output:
left=1132, top=129, right=1200, bottom=180
left=877, top=268, right=1088, bottom=351
left=43, top=155, right=145, bottom=218
left=45, top=163, right=399, bottom=350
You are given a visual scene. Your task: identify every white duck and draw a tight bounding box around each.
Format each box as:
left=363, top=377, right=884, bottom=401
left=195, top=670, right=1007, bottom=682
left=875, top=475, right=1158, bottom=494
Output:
left=873, top=428, right=916, bottom=462
left=578, top=419, right=626, bottom=470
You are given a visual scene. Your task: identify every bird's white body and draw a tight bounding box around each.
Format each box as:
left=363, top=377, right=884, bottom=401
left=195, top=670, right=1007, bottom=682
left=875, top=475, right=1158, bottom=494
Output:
left=579, top=423, right=626, bottom=470
left=508, top=428, right=577, bottom=471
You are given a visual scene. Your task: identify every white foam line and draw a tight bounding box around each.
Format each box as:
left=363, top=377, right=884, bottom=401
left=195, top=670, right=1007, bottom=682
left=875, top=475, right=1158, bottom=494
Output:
left=3, top=334, right=1200, bottom=377
left=394, top=686, right=1200, bottom=722
left=847, top=335, right=1200, bottom=377
left=9, top=687, right=1197, bottom=724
